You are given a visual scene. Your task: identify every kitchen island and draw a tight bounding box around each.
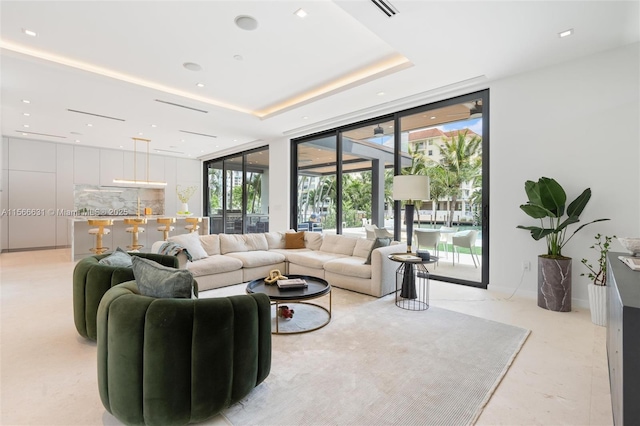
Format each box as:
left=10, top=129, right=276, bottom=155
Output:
left=71, top=216, right=209, bottom=261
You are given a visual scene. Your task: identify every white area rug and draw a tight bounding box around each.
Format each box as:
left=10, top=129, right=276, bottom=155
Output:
left=214, top=285, right=530, bottom=426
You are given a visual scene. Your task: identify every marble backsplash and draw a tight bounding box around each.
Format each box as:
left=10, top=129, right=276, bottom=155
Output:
left=74, top=185, right=164, bottom=216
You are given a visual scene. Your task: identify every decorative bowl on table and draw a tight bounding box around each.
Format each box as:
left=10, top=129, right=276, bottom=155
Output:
left=617, top=237, right=640, bottom=256
left=176, top=211, right=193, bottom=217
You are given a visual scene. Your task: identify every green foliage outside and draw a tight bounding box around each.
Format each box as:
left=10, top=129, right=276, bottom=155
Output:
left=296, top=130, right=483, bottom=230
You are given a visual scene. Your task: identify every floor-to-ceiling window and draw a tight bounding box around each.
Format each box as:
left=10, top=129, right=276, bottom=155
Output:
left=291, top=90, right=488, bottom=288
left=204, top=146, right=269, bottom=234
left=294, top=134, right=338, bottom=234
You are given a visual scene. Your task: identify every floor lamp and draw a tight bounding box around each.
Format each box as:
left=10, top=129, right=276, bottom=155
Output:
left=393, top=175, right=430, bottom=299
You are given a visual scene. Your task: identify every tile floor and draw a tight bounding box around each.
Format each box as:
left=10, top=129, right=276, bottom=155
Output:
left=0, top=249, right=612, bottom=425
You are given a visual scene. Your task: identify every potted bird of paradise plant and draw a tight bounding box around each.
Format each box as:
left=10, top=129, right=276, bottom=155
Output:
left=517, top=177, right=609, bottom=312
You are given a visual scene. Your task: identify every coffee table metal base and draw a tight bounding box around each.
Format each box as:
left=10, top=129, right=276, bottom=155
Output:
left=272, top=293, right=331, bottom=334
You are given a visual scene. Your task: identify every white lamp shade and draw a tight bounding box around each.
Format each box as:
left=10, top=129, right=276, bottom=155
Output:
left=393, top=175, right=430, bottom=201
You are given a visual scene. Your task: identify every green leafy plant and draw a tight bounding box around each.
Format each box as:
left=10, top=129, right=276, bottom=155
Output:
left=581, top=234, right=615, bottom=286
left=517, top=177, right=609, bottom=258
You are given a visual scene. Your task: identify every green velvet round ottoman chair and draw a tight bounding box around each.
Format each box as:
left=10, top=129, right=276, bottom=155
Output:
left=73, top=252, right=179, bottom=341
left=97, top=281, right=271, bottom=426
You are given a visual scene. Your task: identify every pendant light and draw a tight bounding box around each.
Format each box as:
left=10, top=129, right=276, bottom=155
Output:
left=113, top=137, right=167, bottom=186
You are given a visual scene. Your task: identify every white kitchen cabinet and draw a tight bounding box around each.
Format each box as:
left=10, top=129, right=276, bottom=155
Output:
left=8, top=170, right=56, bottom=249
left=74, top=146, right=100, bottom=185
left=9, top=138, right=56, bottom=172
left=99, top=149, right=124, bottom=186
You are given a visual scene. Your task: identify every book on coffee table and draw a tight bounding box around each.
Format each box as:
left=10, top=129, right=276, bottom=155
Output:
left=277, top=278, right=308, bottom=289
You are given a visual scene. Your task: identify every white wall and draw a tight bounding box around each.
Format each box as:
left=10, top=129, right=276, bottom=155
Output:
left=489, top=42, right=640, bottom=306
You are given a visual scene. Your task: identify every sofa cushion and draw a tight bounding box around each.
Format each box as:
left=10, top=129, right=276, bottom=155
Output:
left=220, top=234, right=269, bottom=254
left=226, top=251, right=286, bottom=268
left=304, top=232, right=323, bottom=250
left=324, top=257, right=372, bottom=279
left=199, top=234, right=221, bottom=256
left=169, top=232, right=208, bottom=260
left=185, top=255, right=243, bottom=277
left=132, top=256, right=194, bottom=298
left=287, top=251, right=347, bottom=269
left=365, top=237, right=392, bottom=265
left=319, top=234, right=358, bottom=256
left=285, top=231, right=305, bottom=249
left=265, top=232, right=285, bottom=249
left=353, top=238, right=374, bottom=259
left=268, top=248, right=312, bottom=261
left=98, top=247, right=132, bottom=267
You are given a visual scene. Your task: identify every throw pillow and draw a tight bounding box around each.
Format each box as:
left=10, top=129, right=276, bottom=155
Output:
left=285, top=231, right=306, bottom=249
left=132, top=256, right=194, bottom=299
left=168, top=232, right=208, bottom=261
left=364, top=237, right=391, bottom=265
left=98, top=247, right=132, bottom=267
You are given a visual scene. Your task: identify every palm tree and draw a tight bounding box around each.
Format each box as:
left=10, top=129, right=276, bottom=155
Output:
left=438, top=130, right=482, bottom=226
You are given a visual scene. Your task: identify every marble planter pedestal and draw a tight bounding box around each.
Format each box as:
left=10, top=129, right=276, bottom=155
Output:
left=538, top=256, right=572, bottom=312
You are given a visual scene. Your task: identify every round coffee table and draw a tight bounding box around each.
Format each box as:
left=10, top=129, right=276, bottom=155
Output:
left=246, top=275, right=332, bottom=334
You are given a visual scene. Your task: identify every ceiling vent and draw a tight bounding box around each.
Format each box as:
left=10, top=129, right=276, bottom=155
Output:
left=371, top=0, right=398, bottom=17
left=179, top=130, right=217, bottom=138
left=155, top=99, right=208, bottom=114
left=16, top=130, right=66, bottom=138
left=154, top=148, right=185, bottom=154
left=67, top=109, right=125, bottom=121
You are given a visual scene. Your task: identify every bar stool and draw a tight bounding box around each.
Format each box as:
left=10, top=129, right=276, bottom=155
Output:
left=88, top=219, right=113, bottom=254
left=185, top=217, right=202, bottom=233
left=124, top=218, right=147, bottom=251
left=156, top=217, right=176, bottom=240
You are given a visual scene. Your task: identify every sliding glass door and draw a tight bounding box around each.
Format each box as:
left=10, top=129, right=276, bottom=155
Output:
left=204, top=146, right=269, bottom=234
left=291, top=90, right=489, bottom=288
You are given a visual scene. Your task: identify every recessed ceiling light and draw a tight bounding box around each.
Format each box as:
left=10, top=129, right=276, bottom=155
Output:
left=22, top=28, right=37, bottom=37
left=22, top=99, right=30, bottom=104
left=22, top=133, right=28, bottom=136
left=234, top=54, right=244, bottom=61
left=75, top=140, right=81, bottom=143
left=183, top=62, right=202, bottom=71
left=430, top=116, right=436, bottom=120
left=119, top=145, right=123, bottom=148
left=559, top=28, right=573, bottom=38
left=87, top=123, right=93, bottom=127
left=23, top=124, right=29, bottom=128
left=138, top=132, right=143, bottom=136
left=151, top=124, right=157, bottom=128
left=216, top=145, right=220, bottom=147
left=23, top=113, right=30, bottom=116
left=235, top=15, right=258, bottom=31
left=196, top=83, right=205, bottom=88
left=377, top=91, right=385, bottom=96
left=303, top=116, right=308, bottom=120
left=294, top=8, right=307, bottom=18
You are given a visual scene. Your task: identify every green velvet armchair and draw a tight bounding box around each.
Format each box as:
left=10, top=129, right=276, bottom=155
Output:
left=97, top=281, right=272, bottom=426
left=73, top=253, right=179, bottom=341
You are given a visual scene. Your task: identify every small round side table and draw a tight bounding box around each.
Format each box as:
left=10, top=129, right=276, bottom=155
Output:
left=388, top=254, right=438, bottom=311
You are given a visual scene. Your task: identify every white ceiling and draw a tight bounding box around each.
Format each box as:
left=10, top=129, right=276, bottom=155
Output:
left=1, top=1, right=638, bottom=159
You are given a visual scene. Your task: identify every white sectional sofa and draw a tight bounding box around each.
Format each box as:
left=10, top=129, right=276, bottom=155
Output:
left=152, top=231, right=406, bottom=297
